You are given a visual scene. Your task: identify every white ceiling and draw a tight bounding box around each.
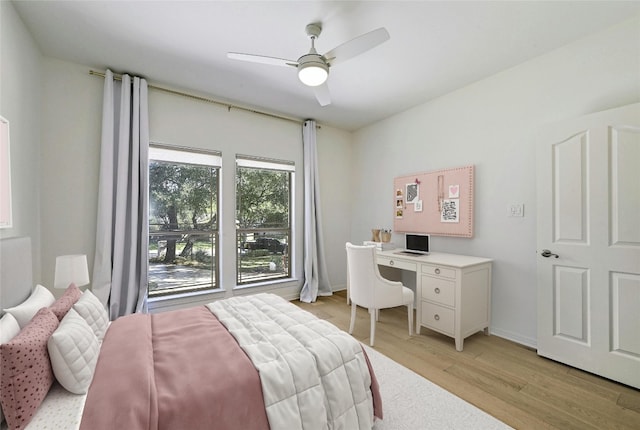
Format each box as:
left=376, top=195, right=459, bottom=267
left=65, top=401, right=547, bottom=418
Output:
left=12, top=1, right=640, bottom=131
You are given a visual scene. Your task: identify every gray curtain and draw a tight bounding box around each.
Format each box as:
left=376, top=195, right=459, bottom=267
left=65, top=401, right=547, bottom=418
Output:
left=92, top=69, right=149, bottom=319
left=300, top=120, right=331, bottom=302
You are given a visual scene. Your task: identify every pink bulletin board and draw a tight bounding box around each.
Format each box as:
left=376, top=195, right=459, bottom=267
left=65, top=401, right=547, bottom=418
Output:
left=393, top=165, right=474, bottom=237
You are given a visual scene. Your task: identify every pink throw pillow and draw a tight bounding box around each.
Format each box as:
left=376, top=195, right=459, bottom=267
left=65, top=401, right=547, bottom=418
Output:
left=0, top=308, right=59, bottom=430
left=49, top=284, right=82, bottom=320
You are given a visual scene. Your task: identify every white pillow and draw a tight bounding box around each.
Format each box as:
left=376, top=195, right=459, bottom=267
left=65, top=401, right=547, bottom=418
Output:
left=0, top=312, right=21, bottom=423
left=0, top=312, right=20, bottom=343
left=3, top=284, right=55, bottom=328
left=73, top=290, right=109, bottom=340
left=47, top=309, right=100, bottom=394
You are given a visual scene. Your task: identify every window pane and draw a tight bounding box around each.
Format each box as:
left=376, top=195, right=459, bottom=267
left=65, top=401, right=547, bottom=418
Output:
left=148, top=156, right=219, bottom=297
left=149, top=161, right=218, bottom=230
left=237, top=230, right=289, bottom=284
left=236, top=167, right=289, bottom=229
left=148, top=233, right=217, bottom=296
left=236, top=162, right=292, bottom=286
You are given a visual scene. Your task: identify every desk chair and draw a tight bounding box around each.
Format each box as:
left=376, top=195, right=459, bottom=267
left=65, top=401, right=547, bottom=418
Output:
left=345, top=242, right=414, bottom=346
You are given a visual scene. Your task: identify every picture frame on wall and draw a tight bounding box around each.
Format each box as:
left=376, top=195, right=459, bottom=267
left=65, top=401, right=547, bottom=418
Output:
left=405, top=183, right=419, bottom=204
left=0, top=116, right=12, bottom=229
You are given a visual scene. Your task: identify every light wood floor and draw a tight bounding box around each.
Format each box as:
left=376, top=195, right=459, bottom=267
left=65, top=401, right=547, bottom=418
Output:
left=294, top=291, right=640, bottom=430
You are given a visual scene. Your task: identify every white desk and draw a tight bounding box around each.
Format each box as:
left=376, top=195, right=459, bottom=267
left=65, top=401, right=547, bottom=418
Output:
left=371, top=250, right=493, bottom=351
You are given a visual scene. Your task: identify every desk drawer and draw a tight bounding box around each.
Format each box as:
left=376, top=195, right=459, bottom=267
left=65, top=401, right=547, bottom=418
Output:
left=421, top=302, right=454, bottom=335
left=377, top=257, right=417, bottom=272
left=421, top=276, right=455, bottom=306
left=422, top=264, right=456, bottom=279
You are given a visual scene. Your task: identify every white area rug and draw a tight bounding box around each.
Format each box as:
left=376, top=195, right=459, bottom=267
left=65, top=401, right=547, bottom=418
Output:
left=364, top=345, right=513, bottom=430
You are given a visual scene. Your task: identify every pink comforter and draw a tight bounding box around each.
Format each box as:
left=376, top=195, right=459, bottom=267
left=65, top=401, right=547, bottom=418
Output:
left=80, top=306, right=270, bottom=430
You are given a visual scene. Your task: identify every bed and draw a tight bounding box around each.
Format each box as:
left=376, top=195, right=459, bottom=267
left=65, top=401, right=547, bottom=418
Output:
left=0, top=237, right=382, bottom=430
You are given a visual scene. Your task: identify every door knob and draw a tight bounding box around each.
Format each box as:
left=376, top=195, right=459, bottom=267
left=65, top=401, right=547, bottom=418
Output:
left=541, top=249, right=559, bottom=258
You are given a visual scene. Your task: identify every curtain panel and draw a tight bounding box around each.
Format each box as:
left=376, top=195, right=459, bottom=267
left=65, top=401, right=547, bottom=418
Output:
left=93, top=70, right=149, bottom=319
left=300, top=120, right=331, bottom=302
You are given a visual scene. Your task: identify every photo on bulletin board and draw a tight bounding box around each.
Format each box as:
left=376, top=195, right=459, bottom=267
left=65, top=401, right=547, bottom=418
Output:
left=405, top=183, right=419, bottom=204
left=441, top=199, right=460, bottom=223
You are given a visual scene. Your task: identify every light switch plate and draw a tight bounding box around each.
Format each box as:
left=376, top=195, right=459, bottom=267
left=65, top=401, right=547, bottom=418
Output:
left=508, top=203, right=524, bottom=217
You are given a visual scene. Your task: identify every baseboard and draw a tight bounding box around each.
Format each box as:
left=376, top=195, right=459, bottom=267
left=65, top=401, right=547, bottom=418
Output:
left=332, top=284, right=347, bottom=293
left=490, top=327, right=537, bottom=350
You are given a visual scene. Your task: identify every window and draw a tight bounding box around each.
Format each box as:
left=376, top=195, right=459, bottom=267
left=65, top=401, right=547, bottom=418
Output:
left=148, top=145, right=220, bottom=297
left=236, top=156, right=294, bottom=285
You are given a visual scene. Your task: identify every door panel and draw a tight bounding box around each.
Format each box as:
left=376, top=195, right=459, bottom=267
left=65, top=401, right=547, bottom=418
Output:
left=611, top=272, right=640, bottom=357
left=610, top=127, right=640, bottom=247
left=537, top=103, right=640, bottom=389
left=554, top=266, right=589, bottom=343
left=553, top=133, right=588, bottom=243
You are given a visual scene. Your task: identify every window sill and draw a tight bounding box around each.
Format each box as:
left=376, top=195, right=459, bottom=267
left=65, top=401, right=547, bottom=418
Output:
left=233, top=277, right=299, bottom=291
left=147, top=287, right=224, bottom=304
left=147, top=279, right=301, bottom=314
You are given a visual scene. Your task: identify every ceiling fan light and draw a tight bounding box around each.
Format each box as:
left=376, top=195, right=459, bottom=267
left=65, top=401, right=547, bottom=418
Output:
left=299, top=66, right=328, bottom=86
left=297, top=57, right=328, bottom=87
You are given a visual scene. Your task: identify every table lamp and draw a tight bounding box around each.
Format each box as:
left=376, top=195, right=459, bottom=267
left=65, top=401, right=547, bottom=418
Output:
left=54, top=254, right=90, bottom=289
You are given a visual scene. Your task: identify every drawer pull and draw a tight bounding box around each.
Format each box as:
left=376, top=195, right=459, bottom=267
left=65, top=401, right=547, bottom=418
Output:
left=434, top=287, right=440, bottom=294
left=434, top=314, right=440, bottom=321
left=435, top=268, right=441, bottom=274
left=389, top=260, right=394, bottom=266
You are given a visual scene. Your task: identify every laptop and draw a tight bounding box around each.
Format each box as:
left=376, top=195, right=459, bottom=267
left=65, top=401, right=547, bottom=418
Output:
left=396, top=233, right=430, bottom=256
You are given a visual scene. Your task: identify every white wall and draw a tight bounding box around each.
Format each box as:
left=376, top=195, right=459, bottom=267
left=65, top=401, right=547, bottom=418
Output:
left=0, top=1, right=43, bottom=281
left=315, top=125, right=353, bottom=291
left=350, top=16, right=640, bottom=347
left=36, top=57, right=354, bottom=307
left=39, top=59, right=102, bottom=294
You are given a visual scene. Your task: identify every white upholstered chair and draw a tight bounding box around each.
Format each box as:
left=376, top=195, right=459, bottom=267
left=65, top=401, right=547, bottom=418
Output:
left=345, top=242, right=414, bottom=346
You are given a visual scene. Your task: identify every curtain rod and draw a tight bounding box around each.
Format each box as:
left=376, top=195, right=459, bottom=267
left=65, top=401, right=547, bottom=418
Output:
left=89, top=70, right=304, bottom=126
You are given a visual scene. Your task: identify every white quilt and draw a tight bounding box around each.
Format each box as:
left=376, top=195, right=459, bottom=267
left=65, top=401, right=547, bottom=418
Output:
left=207, top=293, right=375, bottom=430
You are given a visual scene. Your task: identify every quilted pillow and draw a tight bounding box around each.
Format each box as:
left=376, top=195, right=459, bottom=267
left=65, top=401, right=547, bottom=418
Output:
left=49, top=283, right=82, bottom=320
left=47, top=309, right=100, bottom=394
left=3, top=285, right=55, bottom=328
left=0, top=313, right=21, bottom=424
left=0, top=312, right=20, bottom=344
left=0, top=308, right=59, bottom=430
left=73, top=290, right=109, bottom=340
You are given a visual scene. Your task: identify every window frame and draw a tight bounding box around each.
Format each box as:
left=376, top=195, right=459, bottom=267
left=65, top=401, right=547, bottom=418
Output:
left=147, top=144, right=222, bottom=298
left=235, top=155, right=294, bottom=286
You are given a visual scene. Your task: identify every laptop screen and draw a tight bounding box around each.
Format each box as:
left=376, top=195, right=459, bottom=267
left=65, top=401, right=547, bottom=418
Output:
left=406, top=234, right=429, bottom=254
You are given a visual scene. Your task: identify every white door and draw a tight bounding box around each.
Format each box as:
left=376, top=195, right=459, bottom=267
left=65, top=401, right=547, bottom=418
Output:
left=536, top=103, right=640, bottom=389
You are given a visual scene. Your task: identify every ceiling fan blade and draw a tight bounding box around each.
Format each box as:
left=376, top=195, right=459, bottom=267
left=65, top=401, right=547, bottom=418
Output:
left=227, top=52, right=298, bottom=68
left=313, top=82, right=331, bottom=107
left=323, top=27, right=390, bottom=66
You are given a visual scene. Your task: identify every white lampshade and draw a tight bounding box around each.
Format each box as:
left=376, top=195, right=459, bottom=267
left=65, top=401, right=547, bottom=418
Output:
left=297, top=56, right=329, bottom=87
left=54, top=254, right=90, bottom=289
left=298, top=65, right=328, bottom=86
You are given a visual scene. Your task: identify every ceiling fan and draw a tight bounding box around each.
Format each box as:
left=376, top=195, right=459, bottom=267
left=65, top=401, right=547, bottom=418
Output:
left=227, top=23, right=390, bottom=107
